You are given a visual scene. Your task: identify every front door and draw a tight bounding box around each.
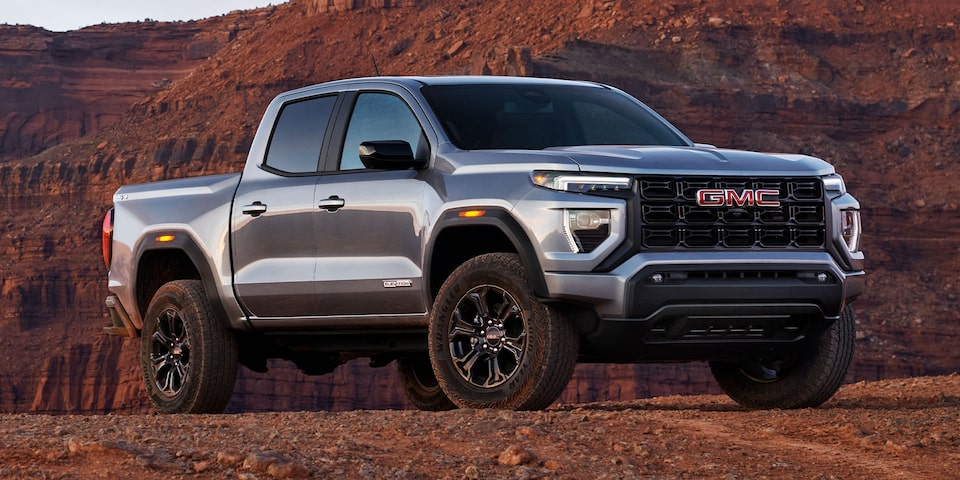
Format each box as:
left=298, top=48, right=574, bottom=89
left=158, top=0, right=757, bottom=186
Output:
left=312, top=91, right=431, bottom=317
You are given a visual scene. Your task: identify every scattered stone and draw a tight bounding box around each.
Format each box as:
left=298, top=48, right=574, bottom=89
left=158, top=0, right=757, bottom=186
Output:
left=514, top=465, right=538, bottom=480
left=218, top=449, right=245, bottom=468
left=243, top=451, right=287, bottom=472
left=193, top=460, right=213, bottom=473
left=446, top=40, right=466, bottom=57
left=671, top=36, right=683, bottom=43
left=268, top=461, right=311, bottom=479
left=464, top=464, right=480, bottom=479
left=708, top=17, right=725, bottom=27
left=498, top=445, right=535, bottom=466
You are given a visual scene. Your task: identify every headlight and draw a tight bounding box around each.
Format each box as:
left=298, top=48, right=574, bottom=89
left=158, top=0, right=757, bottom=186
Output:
left=532, top=172, right=632, bottom=194
left=841, top=209, right=861, bottom=252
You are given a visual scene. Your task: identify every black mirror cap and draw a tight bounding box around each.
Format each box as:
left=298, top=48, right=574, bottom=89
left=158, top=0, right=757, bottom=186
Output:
left=358, top=140, right=427, bottom=170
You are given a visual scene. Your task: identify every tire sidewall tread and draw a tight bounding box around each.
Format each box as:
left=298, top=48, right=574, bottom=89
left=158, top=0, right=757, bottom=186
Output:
left=710, top=306, right=857, bottom=409
left=140, top=279, right=238, bottom=414
left=429, top=253, right=578, bottom=410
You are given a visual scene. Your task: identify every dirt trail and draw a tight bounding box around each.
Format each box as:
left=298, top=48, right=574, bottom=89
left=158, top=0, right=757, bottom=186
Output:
left=1, top=374, right=958, bottom=479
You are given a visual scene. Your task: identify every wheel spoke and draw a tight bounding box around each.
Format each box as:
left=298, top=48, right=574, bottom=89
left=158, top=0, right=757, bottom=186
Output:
left=152, top=327, right=173, bottom=346
left=159, top=310, right=176, bottom=338
left=494, top=296, right=518, bottom=322
left=484, top=356, right=509, bottom=388
left=451, top=326, right=477, bottom=339
left=151, top=353, right=168, bottom=369
left=453, top=347, right=481, bottom=379
left=174, top=362, right=187, bottom=387
left=501, top=339, right=524, bottom=362
left=468, top=288, right=489, bottom=317
left=159, top=367, right=177, bottom=394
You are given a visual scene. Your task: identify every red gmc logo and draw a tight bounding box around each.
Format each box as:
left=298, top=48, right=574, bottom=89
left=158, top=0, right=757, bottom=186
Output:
left=696, top=189, right=781, bottom=207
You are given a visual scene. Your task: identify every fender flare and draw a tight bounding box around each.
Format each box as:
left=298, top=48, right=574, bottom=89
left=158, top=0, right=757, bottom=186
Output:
left=132, top=231, right=239, bottom=330
left=425, top=208, right=548, bottom=298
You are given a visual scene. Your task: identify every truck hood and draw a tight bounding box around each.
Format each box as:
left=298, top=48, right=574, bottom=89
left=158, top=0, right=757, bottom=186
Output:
left=551, top=146, right=835, bottom=177
left=446, top=146, right=835, bottom=177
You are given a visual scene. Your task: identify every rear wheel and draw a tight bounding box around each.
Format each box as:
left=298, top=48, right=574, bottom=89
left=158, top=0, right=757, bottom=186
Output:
left=140, top=280, right=238, bottom=414
left=429, top=253, right=578, bottom=410
left=397, top=355, right=456, bottom=411
left=710, top=305, right=856, bottom=409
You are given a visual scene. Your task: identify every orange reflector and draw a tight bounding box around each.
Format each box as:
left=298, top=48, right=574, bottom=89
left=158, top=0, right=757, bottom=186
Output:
left=155, top=235, right=176, bottom=243
left=458, top=210, right=486, bottom=218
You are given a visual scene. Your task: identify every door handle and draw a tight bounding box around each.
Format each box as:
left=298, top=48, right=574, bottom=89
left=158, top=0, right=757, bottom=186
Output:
left=241, top=201, right=267, bottom=217
left=318, top=195, right=345, bottom=212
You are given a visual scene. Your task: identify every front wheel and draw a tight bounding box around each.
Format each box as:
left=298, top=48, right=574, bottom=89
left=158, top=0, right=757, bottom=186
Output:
left=140, top=280, right=238, bottom=414
left=710, top=305, right=856, bottom=409
left=428, top=253, right=578, bottom=410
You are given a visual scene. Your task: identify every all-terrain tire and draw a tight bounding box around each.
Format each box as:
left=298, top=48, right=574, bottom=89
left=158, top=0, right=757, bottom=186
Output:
left=397, top=355, right=457, bottom=411
left=140, top=280, right=238, bottom=414
left=429, top=253, right=578, bottom=410
left=710, top=305, right=856, bottom=409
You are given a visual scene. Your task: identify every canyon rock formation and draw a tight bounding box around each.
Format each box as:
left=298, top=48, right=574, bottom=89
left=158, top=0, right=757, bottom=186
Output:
left=1, top=0, right=958, bottom=413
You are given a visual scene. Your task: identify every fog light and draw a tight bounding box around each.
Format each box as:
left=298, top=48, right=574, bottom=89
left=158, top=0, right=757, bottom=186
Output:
left=563, top=209, right=612, bottom=253
left=817, top=272, right=828, bottom=283
left=651, top=273, right=665, bottom=284
left=573, top=211, right=604, bottom=230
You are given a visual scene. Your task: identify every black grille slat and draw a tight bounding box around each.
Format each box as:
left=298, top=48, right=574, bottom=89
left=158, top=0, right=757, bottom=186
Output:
left=638, top=176, right=826, bottom=250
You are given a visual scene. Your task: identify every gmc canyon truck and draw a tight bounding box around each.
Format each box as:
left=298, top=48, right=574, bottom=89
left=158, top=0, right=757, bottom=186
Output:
left=102, top=76, right=864, bottom=414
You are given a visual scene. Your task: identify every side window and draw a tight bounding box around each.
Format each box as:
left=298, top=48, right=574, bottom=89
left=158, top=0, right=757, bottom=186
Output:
left=339, top=93, right=424, bottom=171
left=263, top=95, right=337, bottom=174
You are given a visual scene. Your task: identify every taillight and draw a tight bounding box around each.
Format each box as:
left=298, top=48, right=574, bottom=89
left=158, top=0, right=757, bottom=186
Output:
left=102, top=209, right=113, bottom=269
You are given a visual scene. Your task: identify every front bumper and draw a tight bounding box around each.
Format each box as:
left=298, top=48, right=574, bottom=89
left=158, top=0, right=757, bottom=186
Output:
left=543, top=251, right=864, bottom=362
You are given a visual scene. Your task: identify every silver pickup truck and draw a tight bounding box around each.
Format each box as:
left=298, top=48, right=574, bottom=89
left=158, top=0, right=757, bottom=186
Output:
left=102, top=76, right=864, bottom=413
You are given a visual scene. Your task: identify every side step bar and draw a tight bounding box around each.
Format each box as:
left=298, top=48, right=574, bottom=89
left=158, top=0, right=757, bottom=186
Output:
left=104, top=295, right=138, bottom=337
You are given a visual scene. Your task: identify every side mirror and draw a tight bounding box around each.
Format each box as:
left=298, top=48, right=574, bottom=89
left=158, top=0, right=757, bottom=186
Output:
left=358, top=141, right=427, bottom=170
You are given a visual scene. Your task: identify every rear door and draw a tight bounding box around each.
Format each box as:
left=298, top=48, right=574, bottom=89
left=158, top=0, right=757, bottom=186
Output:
left=231, top=94, right=338, bottom=318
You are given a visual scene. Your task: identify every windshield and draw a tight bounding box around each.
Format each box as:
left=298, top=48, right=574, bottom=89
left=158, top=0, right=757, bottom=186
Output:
left=421, top=83, right=689, bottom=150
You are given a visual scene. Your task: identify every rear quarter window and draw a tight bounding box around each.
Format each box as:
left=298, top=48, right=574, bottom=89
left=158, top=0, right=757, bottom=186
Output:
left=263, top=95, right=337, bottom=174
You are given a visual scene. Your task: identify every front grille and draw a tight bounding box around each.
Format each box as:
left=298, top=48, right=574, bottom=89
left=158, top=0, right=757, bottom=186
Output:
left=638, top=176, right=826, bottom=249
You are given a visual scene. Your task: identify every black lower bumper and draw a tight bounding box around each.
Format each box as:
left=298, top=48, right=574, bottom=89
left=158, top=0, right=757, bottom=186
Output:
left=576, top=263, right=862, bottom=363
left=579, top=303, right=835, bottom=363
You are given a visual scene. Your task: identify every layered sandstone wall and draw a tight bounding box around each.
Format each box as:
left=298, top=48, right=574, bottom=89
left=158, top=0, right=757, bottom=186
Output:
left=302, top=0, right=420, bottom=15
left=0, top=10, right=273, bottom=162
left=2, top=0, right=959, bottom=414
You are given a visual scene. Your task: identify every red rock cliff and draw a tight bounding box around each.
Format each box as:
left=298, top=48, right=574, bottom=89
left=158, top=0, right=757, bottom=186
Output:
left=1, top=0, right=959, bottom=414
left=0, top=10, right=274, bottom=162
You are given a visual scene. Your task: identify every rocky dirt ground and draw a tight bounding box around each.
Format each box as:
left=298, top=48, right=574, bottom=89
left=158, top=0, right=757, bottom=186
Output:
left=1, top=374, right=958, bottom=479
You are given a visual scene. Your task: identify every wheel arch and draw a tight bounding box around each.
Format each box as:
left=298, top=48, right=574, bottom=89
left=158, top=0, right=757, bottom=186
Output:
left=133, top=232, right=230, bottom=332
left=426, top=208, right=547, bottom=302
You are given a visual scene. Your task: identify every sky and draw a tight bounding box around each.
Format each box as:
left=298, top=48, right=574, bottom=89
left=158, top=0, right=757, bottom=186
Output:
left=2, top=0, right=289, bottom=32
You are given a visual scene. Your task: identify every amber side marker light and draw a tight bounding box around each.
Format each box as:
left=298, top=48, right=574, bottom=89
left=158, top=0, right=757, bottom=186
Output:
left=458, top=210, right=486, bottom=218
left=155, top=235, right=176, bottom=243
